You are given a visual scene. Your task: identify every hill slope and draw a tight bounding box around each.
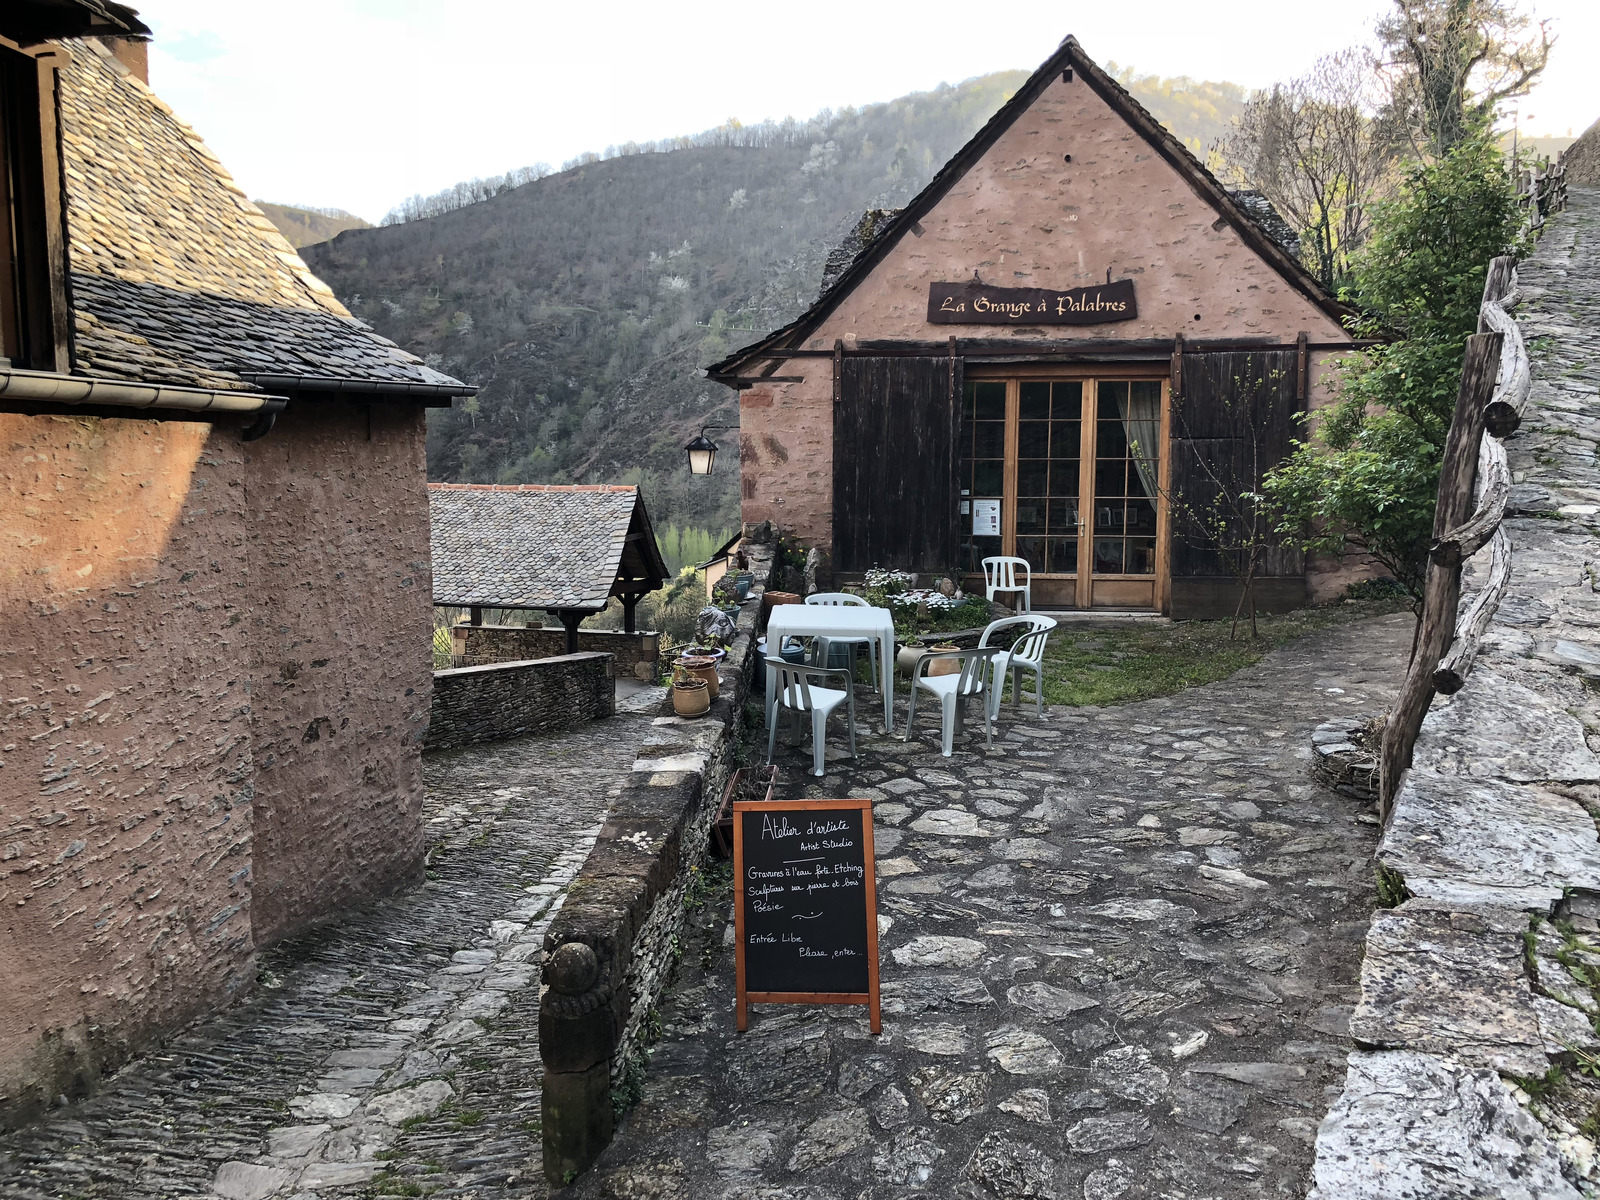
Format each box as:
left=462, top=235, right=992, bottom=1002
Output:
left=257, top=201, right=372, bottom=248
left=304, top=68, right=1246, bottom=533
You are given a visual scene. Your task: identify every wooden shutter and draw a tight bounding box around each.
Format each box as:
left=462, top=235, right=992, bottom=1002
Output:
left=1169, top=350, right=1304, bottom=616
left=833, top=355, right=961, bottom=574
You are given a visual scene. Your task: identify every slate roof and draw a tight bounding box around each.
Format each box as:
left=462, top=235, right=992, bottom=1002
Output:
left=711, top=35, right=1352, bottom=379
left=51, top=38, right=469, bottom=397
left=429, top=484, right=668, bottom=611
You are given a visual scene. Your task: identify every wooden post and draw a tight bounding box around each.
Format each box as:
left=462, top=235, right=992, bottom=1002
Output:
left=557, top=610, right=583, bottom=654
left=623, top=595, right=639, bottom=634
left=469, top=606, right=483, bottom=626
left=1295, top=331, right=1309, bottom=403
left=1377, top=332, right=1503, bottom=819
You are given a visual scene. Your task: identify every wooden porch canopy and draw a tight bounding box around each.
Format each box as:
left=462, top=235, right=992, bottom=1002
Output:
left=428, top=483, right=669, bottom=652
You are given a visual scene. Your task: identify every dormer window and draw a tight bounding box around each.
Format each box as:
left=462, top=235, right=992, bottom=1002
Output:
left=0, top=39, right=69, bottom=372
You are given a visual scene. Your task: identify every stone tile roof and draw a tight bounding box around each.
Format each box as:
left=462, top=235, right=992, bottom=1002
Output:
left=429, top=485, right=656, bottom=611
left=53, top=39, right=466, bottom=395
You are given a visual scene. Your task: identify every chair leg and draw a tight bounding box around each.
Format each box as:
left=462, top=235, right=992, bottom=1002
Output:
left=811, top=708, right=828, bottom=777
left=1033, top=662, right=1044, bottom=717
left=869, top=642, right=879, bottom=694
left=767, top=706, right=779, bottom=766
left=1013, top=667, right=1022, bottom=707
left=983, top=688, right=993, bottom=747
left=903, top=685, right=918, bottom=742
left=846, top=690, right=857, bottom=759
left=940, top=695, right=957, bottom=757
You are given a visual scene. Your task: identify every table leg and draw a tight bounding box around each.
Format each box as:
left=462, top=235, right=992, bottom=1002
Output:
left=881, top=630, right=895, bottom=734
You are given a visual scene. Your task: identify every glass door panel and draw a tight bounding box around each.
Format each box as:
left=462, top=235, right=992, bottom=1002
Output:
left=1014, top=380, right=1081, bottom=580
left=959, top=381, right=1006, bottom=573
left=1092, top=381, right=1161, bottom=578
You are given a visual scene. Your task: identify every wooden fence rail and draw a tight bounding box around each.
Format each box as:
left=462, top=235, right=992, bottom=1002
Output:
left=1375, top=251, right=1545, bottom=819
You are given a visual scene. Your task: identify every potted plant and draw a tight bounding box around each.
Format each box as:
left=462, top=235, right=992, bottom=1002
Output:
left=677, top=653, right=720, bottom=699
left=671, top=664, right=710, bottom=717
left=712, top=577, right=742, bottom=613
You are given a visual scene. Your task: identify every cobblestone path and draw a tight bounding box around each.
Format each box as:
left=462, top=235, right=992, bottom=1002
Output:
left=0, top=713, right=651, bottom=1200
left=576, top=613, right=1413, bottom=1200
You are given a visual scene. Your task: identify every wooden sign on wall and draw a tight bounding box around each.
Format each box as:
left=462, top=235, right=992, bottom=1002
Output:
left=733, top=797, right=881, bottom=1033
left=927, top=278, right=1138, bottom=325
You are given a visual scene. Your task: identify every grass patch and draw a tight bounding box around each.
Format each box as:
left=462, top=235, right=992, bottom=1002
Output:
left=1375, top=864, right=1410, bottom=909
left=1034, top=597, right=1408, bottom=709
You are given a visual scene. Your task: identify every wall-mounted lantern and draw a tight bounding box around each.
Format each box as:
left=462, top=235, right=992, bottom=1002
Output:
left=684, top=424, right=736, bottom=475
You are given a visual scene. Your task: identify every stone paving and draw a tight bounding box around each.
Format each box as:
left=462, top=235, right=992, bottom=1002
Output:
left=0, top=712, right=651, bottom=1199
left=574, top=612, right=1414, bottom=1200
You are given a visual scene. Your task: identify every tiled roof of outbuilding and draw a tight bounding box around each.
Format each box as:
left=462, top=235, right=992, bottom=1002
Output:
left=428, top=484, right=668, bottom=611
left=53, top=39, right=467, bottom=395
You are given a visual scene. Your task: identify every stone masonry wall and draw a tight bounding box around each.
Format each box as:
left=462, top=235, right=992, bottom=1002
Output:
left=453, top=624, right=660, bottom=682
left=1309, top=189, right=1600, bottom=1197
left=0, top=413, right=256, bottom=1129
left=538, top=542, right=772, bottom=1183
left=0, top=399, right=435, bottom=1130
left=427, top=653, right=616, bottom=751
left=244, top=400, right=433, bottom=946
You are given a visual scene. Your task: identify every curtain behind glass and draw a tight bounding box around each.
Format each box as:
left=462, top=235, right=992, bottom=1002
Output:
left=1118, top=389, right=1160, bottom=499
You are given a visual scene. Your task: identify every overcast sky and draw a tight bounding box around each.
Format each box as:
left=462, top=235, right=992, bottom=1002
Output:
left=133, top=0, right=1597, bottom=224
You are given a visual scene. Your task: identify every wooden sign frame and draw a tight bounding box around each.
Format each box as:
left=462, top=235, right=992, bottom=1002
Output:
left=733, top=797, right=881, bottom=1034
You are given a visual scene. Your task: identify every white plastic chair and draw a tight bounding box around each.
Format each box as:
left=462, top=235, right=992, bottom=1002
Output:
left=766, top=659, right=858, bottom=778
left=903, top=646, right=1000, bottom=757
left=980, top=614, right=1057, bottom=719
left=982, top=556, right=1033, bottom=612
left=805, top=592, right=880, bottom=692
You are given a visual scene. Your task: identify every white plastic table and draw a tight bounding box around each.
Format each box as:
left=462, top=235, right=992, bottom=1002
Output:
left=765, top=603, right=897, bottom=734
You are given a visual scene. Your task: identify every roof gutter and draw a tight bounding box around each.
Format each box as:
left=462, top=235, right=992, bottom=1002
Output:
left=237, top=373, right=478, bottom=405
left=0, top=366, right=287, bottom=413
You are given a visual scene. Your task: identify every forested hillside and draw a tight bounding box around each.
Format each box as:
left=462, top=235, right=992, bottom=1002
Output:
left=256, top=202, right=371, bottom=248
left=304, top=67, right=1245, bottom=534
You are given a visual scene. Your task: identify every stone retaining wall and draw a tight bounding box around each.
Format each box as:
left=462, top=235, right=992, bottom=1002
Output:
left=426, top=653, right=615, bottom=751
left=538, top=542, right=774, bottom=1183
left=451, top=625, right=661, bottom=682
left=1309, top=190, right=1600, bottom=1198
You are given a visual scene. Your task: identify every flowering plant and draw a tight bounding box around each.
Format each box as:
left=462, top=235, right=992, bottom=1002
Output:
left=863, top=568, right=915, bottom=595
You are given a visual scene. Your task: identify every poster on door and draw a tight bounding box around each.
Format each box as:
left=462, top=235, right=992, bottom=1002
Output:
left=972, top=499, right=1001, bottom=537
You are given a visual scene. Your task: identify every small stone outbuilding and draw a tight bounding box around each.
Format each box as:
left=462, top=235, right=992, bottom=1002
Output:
left=0, top=2, right=473, bottom=1126
left=429, top=483, right=669, bottom=657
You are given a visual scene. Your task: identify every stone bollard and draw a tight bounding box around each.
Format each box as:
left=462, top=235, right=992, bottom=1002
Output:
left=540, top=938, right=622, bottom=1184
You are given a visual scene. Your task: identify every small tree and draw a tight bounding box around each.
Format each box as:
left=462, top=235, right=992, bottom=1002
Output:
left=1264, top=130, right=1525, bottom=614
left=1160, top=359, right=1295, bottom=640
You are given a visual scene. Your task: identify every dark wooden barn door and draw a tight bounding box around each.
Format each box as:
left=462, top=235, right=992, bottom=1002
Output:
left=1169, top=350, right=1304, bottom=618
left=834, top=356, right=962, bottom=574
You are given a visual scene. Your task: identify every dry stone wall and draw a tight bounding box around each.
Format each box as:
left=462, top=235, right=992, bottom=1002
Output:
left=537, top=542, right=773, bottom=1184
left=1309, top=188, right=1600, bottom=1198
left=452, top=624, right=660, bottom=681
left=426, top=653, right=616, bottom=751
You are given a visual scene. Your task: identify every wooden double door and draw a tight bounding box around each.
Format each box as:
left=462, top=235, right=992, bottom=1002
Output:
left=959, top=371, right=1170, bottom=610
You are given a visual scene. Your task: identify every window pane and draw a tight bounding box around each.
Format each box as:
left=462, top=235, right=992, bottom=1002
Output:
left=1047, top=497, right=1077, bottom=534
left=1095, top=460, right=1126, bottom=497
left=1050, top=417, right=1081, bottom=461
left=1097, top=418, right=1128, bottom=459
left=974, top=422, right=1005, bottom=458
left=1018, top=459, right=1048, bottom=496
left=971, top=381, right=1006, bottom=421
left=1125, top=538, right=1157, bottom=575
left=1126, top=498, right=1157, bottom=535
left=1052, top=381, right=1084, bottom=417
left=1016, top=500, right=1046, bottom=534
left=1050, top=461, right=1079, bottom=498
left=1094, top=501, right=1125, bottom=534
left=1097, top=381, right=1128, bottom=417
left=1046, top=537, right=1078, bottom=574
left=1093, top=537, right=1124, bottom=573
left=973, top=461, right=1003, bottom=495
left=1018, top=420, right=1049, bottom=458
left=1015, top=536, right=1045, bottom=572
left=1019, top=382, right=1050, bottom=421
left=966, top=535, right=1003, bottom=573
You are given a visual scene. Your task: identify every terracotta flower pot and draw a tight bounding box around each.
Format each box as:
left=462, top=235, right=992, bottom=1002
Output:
left=925, top=644, right=961, bottom=677
left=672, top=678, right=710, bottom=717
left=677, top=654, right=720, bottom=699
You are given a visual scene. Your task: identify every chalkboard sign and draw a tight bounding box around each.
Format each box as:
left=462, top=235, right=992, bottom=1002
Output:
left=733, top=798, right=881, bottom=1033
